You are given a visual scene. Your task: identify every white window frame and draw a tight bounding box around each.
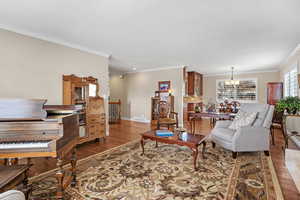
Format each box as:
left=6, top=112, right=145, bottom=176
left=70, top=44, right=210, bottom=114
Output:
left=284, top=64, right=298, bottom=97
left=216, top=78, right=258, bottom=103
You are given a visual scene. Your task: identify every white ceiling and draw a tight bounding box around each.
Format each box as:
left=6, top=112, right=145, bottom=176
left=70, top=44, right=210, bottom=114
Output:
left=0, top=0, right=299, bottom=74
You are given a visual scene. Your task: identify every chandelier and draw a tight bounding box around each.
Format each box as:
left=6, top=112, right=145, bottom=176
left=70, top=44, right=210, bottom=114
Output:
left=225, top=67, right=239, bottom=86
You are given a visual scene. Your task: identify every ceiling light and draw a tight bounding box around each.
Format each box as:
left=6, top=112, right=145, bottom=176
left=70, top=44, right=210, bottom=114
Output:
left=225, top=67, right=239, bottom=86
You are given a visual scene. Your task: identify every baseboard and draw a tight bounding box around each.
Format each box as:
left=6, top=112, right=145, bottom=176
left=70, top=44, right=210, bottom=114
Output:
left=121, top=117, right=150, bottom=123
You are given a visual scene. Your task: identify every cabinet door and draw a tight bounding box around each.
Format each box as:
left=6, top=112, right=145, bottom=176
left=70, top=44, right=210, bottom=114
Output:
left=199, top=74, right=203, bottom=96
left=87, top=97, right=104, bottom=114
left=187, top=72, right=203, bottom=96
left=187, top=72, right=195, bottom=96
left=194, top=73, right=201, bottom=96
left=267, top=82, right=283, bottom=105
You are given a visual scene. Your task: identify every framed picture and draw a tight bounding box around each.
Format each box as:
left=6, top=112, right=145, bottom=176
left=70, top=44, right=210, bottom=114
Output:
left=158, top=81, right=171, bottom=92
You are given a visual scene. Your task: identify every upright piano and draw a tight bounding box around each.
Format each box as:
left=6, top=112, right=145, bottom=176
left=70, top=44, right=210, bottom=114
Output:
left=0, top=99, right=79, bottom=200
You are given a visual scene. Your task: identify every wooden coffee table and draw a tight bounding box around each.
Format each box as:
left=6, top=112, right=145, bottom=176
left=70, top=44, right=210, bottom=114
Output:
left=140, top=130, right=208, bottom=170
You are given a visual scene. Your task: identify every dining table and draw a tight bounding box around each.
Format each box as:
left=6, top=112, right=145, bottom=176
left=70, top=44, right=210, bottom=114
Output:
left=188, top=111, right=236, bottom=134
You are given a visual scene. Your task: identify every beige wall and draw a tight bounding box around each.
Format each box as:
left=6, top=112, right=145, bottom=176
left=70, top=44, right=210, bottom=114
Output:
left=279, top=47, right=300, bottom=82
left=0, top=29, right=109, bottom=133
left=110, top=68, right=184, bottom=124
left=109, top=73, right=126, bottom=116
left=203, top=71, right=280, bottom=104
left=110, top=74, right=125, bottom=101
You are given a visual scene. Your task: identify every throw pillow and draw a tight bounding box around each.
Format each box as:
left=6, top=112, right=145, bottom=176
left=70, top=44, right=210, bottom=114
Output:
left=229, top=110, right=257, bottom=130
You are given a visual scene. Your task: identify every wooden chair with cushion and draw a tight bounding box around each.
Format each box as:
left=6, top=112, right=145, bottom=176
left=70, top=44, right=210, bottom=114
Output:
left=270, top=110, right=284, bottom=145
left=157, top=101, right=178, bottom=130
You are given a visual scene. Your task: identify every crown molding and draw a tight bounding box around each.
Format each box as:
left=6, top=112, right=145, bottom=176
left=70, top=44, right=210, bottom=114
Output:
left=126, top=65, right=184, bottom=74
left=280, top=44, right=300, bottom=68
left=203, top=68, right=280, bottom=77
left=0, top=25, right=111, bottom=58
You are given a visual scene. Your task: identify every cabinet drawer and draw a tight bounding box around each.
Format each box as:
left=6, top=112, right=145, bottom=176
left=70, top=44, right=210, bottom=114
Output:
left=87, top=117, right=101, bottom=124
left=88, top=124, right=98, bottom=137
left=88, top=124, right=105, bottom=136
left=99, top=129, right=105, bottom=137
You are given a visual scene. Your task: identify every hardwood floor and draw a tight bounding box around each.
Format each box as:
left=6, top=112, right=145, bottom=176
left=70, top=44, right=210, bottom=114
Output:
left=26, top=119, right=300, bottom=199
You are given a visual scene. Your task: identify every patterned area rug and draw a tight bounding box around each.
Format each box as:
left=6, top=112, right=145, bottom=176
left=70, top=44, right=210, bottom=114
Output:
left=29, top=140, right=283, bottom=200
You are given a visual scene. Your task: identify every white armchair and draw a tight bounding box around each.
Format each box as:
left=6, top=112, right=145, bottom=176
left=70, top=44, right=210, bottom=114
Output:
left=211, top=103, right=274, bottom=158
left=0, top=190, right=25, bottom=200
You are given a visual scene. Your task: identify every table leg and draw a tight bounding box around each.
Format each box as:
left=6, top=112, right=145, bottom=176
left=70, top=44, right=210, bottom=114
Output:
left=70, top=148, right=77, bottom=187
left=202, top=141, right=207, bottom=159
left=212, top=141, right=216, bottom=148
left=193, top=119, right=196, bottom=134
left=209, top=118, right=213, bottom=127
left=140, top=138, right=145, bottom=156
left=189, top=119, right=193, bottom=133
left=23, top=168, right=31, bottom=200
left=192, top=148, right=199, bottom=170
left=155, top=140, right=158, bottom=148
left=27, top=158, right=31, bottom=166
left=56, top=158, right=64, bottom=200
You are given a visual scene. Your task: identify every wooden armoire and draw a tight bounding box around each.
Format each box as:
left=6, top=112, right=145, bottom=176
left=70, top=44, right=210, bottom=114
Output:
left=183, top=70, right=203, bottom=124
left=63, top=74, right=106, bottom=144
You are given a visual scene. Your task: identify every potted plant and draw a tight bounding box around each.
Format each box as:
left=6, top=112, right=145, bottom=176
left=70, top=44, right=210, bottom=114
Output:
left=275, top=96, right=300, bottom=115
left=195, top=105, right=201, bottom=113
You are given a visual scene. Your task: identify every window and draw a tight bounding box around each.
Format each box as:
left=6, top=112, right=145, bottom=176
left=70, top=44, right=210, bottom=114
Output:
left=284, top=66, right=298, bottom=97
left=216, top=79, right=257, bottom=103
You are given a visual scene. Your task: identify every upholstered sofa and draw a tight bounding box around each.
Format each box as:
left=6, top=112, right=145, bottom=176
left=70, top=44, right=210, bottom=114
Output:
left=210, top=103, right=274, bottom=158
left=0, top=190, right=25, bottom=200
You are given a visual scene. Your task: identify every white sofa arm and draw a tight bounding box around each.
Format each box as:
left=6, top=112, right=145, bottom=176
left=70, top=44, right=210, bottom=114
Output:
left=214, top=120, right=232, bottom=128
left=0, top=190, right=25, bottom=200
left=232, top=126, right=270, bottom=152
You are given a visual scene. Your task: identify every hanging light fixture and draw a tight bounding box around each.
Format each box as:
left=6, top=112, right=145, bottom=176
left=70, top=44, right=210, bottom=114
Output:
left=225, top=67, right=239, bottom=86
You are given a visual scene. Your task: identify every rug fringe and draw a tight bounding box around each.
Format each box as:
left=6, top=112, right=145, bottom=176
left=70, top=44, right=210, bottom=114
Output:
left=225, top=156, right=239, bottom=200
left=267, top=156, right=284, bottom=200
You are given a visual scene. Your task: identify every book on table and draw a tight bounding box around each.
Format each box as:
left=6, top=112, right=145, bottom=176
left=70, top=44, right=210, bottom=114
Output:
left=156, top=130, right=174, bottom=137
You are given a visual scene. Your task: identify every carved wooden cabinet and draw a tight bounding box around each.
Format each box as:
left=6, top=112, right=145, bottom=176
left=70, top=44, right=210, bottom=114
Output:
left=86, top=97, right=106, bottom=142
left=63, top=75, right=106, bottom=144
left=183, top=69, right=203, bottom=126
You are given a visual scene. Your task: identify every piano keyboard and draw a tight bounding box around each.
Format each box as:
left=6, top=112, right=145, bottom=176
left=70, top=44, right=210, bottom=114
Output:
left=0, top=141, right=51, bottom=150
